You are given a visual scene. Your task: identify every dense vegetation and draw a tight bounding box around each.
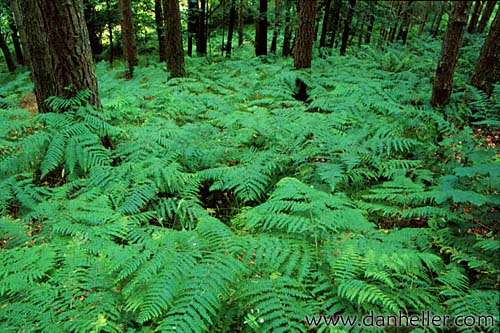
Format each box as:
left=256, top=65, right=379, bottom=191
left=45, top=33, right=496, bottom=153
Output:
left=1, top=1, right=499, bottom=332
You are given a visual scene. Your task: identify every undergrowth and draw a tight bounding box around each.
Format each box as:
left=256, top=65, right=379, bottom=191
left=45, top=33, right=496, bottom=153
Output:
left=0, top=40, right=499, bottom=332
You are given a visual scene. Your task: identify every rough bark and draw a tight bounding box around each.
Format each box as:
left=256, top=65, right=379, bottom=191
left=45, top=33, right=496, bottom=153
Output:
left=119, top=0, right=137, bottom=77
left=319, top=0, right=332, bottom=48
left=226, top=0, right=237, bottom=57
left=282, top=0, right=292, bottom=56
left=155, top=0, right=167, bottom=61
left=477, top=0, right=497, bottom=33
left=238, top=0, right=244, bottom=46
left=187, top=0, right=199, bottom=56
left=470, top=9, right=500, bottom=96
left=327, top=0, right=342, bottom=48
left=197, top=0, right=207, bottom=56
left=255, top=0, right=268, bottom=56
left=294, top=0, right=317, bottom=69
left=340, top=0, right=355, bottom=56
left=163, top=0, right=186, bottom=78
left=467, top=0, right=484, bottom=33
left=0, top=30, right=17, bottom=72
left=270, top=0, right=281, bottom=53
left=431, top=1, right=470, bottom=106
left=17, top=0, right=101, bottom=113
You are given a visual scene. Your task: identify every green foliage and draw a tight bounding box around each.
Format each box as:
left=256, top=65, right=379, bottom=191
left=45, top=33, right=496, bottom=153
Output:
left=1, top=34, right=499, bottom=333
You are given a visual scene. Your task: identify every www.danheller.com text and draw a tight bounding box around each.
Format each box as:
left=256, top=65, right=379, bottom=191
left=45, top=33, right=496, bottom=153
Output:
left=305, top=311, right=497, bottom=328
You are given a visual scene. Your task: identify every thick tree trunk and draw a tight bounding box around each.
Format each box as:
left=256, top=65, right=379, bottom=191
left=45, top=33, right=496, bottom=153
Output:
left=238, top=0, right=244, bottom=46
left=105, top=0, right=114, bottom=65
left=319, top=0, right=332, bottom=48
left=0, top=31, right=17, bottom=72
left=470, top=9, right=500, bottom=96
left=467, top=0, right=484, bottom=33
left=197, top=0, right=207, bottom=56
left=270, top=0, right=281, bottom=53
left=17, top=0, right=101, bottom=113
left=431, top=1, right=470, bottom=106
left=119, top=0, right=137, bottom=78
left=226, top=0, right=237, bottom=57
left=339, top=0, right=355, bottom=56
left=282, top=0, right=292, bottom=56
left=365, top=14, right=375, bottom=44
left=9, top=0, right=31, bottom=70
left=187, top=0, right=199, bottom=57
left=294, top=0, right=317, bottom=69
left=477, top=0, right=497, bottom=33
left=327, top=0, right=342, bottom=48
left=255, top=0, right=268, bottom=56
left=155, top=0, right=167, bottom=61
left=163, top=0, right=186, bottom=78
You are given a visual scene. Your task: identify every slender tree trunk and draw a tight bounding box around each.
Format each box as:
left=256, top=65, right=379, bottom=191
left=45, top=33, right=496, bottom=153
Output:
left=477, top=0, right=497, bottom=33
left=319, top=0, right=332, bottom=48
left=397, top=2, right=412, bottom=45
left=431, top=2, right=446, bottom=37
left=163, top=0, right=186, bottom=78
left=431, top=1, right=470, bottom=106
left=17, top=0, right=101, bottom=113
left=197, top=0, right=207, bottom=56
left=357, top=14, right=365, bottom=47
left=282, top=0, right=292, bottom=56
left=238, top=0, right=244, bottom=46
left=188, top=0, right=199, bottom=56
left=0, top=31, right=17, bottom=72
left=339, top=0, right=355, bottom=56
left=226, top=0, right=237, bottom=57
left=388, top=1, right=402, bottom=43
left=470, top=9, right=500, bottom=96
left=365, top=14, right=375, bottom=44
left=7, top=16, right=24, bottom=66
left=327, top=0, right=342, bottom=49
left=9, top=0, right=30, bottom=70
left=467, top=0, right=484, bottom=33
left=105, top=0, right=114, bottom=65
left=84, top=0, right=104, bottom=55
left=418, top=1, right=430, bottom=36
left=255, top=0, right=268, bottom=56
left=295, top=0, right=317, bottom=69
left=155, top=0, right=167, bottom=61
left=270, top=0, right=281, bottom=53
left=119, top=0, right=137, bottom=78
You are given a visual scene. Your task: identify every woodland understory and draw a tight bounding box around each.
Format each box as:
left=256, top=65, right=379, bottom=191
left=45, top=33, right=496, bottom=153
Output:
left=1, top=25, right=500, bottom=333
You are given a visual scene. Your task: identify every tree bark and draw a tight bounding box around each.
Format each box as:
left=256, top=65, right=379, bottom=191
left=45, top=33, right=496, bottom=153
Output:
left=255, top=0, right=268, bottom=56
left=238, top=0, right=244, bottom=46
left=477, top=0, right=497, bottom=33
left=119, top=0, right=137, bottom=78
left=295, top=0, right=317, bottom=69
left=319, top=0, right=332, bottom=48
left=327, top=0, right=342, bottom=48
left=226, top=0, right=237, bottom=57
left=163, top=0, right=186, bottom=78
left=339, top=0, right=355, bottom=56
left=7, top=16, right=24, bottom=66
left=0, top=30, right=17, bottom=72
left=17, top=0, right=101, bottom=113
left=9, top=0, right=31, bottom=70
left=197, top=0, right=207, bottom=56
left=431, top=1, right=470, bottom=106
left=467, top=0, right=484, bottom=33
left=187, top=0, right=199, bottom=57
left=270, top=0, right=281, bottom=53
left=282, top=0, right=292, bottom=56
left=155, top=0, right=167, bottom=61
left=470, top=9, right=500, bottom=96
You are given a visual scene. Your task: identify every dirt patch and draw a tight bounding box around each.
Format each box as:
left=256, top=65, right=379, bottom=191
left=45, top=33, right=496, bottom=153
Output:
left=19, top=93, right=38, bottom=115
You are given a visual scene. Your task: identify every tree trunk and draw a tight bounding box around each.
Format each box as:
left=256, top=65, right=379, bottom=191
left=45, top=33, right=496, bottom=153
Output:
left=163, top=0, right=186, bottom=78
left=119, top=0, right=137, bottom=78
left=238, top=0, right=244, bottom=46
left=226, top=0, right=237, bottom=57
left=339, top=0, right=355, bottom=56
left=105, top=0, right=114, bottom=65
left=9, top=0, right=31, bottom=70
left=197, top=0, right=207, bottom=56
left=467, top=0, right=484, bottom=33
left=187, top=0, right=199, bottom=57
left=431, top=1, right=470, bottom=106
left=477, top=0, right=497, bottom=33
left=295, top=0, right=317, bottom=69
left=7, top=16, right=24, bottom=66
left=431, top=2, right=446, bottom=37
left=17, top=0, right=101, bottom=113
left=365, top=14, right=375, bottom=44
left=470, top=9, right=500, bottom=96
left=270, top=0, right=281, bottom=53
left=0, top=30, right=17, bottom=72
left=84, top=0, right=104, bottom=55
left=357, top=14, right=365, bottom=47
left=155, top=0, right=167, bottom=61
left=319, top=0, right=332, bottom=48
left=255, top=0, right=268, bottom=56
left=397, top=2, right=413, bottom=45
left=327, top=0, right=342, bottom=48
left=282, top=0, right=292, bottom=56
left=418, top=1, right=430, bottom=36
